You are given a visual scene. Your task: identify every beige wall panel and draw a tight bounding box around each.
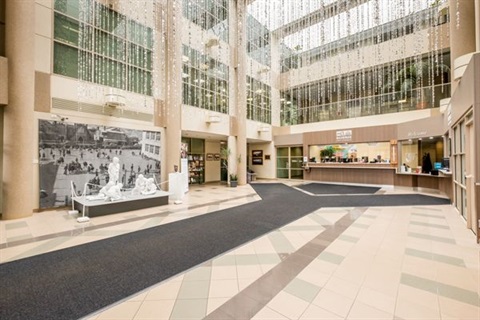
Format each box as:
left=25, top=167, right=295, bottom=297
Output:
left=35, top=71, right=50, bottom=112
left=397, top=115, right=446, bottom=139
left=246, top=119, right=271, bottom=142
left=182, top=105, right=230, bottom=136
left=289, top=109, right=435, bottom=134
left=449, top=54, right=477, bottom=125
left=305, top=167, right=396, bottom=185
left=35, top=3, right=51, bottom=38
left=51, top=75, right=155, bottom=111
left=35, top=35, right=51, bottom=73
left=204, top=141, right=221, bottom=182
left=304, top=124, right=397, bottom=146
left=274, top=133, right=303, bottom=146
left=247, top=142, right=275, bottom=179
left=0, top=57, right=7, bottom=105
left=35, top=0, right=52, bottom=8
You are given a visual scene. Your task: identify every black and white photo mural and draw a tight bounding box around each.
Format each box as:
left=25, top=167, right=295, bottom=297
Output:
left=39, top=120, right=161, bottom=209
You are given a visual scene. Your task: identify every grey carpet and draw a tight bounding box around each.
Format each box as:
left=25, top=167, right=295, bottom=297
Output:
left=0, top=183, right=450, bottom=320
left=297, top=182, right=380, bottom=194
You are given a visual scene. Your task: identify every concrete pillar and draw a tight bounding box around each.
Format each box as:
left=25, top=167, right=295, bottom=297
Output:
left=476, top=0, right=480, bottom=51
left=164, top=0, right=183, bottom=186
left=233, top=0, right=247, bottom=185
left=3, top=0, right=35, bottom=219
left=449, top=0, right=476, bottom=91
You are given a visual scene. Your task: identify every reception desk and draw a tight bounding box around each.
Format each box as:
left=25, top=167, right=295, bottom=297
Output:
left=303, top=163, right=452, bottom=199
left=304, top=163, right=397, bottom=185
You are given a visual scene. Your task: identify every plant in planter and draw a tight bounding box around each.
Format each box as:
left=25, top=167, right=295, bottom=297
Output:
left=221, top=147, right=241, bottom=187
left=320, top=145, right=335, bottom=162
left=229, top=174, right=238, bottom=187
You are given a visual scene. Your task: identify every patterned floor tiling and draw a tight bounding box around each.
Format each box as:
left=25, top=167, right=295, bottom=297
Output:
left=2, top=181, right=479, bottom=320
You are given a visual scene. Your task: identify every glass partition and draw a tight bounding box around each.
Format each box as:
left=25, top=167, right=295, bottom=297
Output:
left=398, top=136, right=444, bottom=173
left=309, top=142, right=391, bottom=164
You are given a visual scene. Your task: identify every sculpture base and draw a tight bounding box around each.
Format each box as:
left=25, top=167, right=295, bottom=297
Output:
left=73, top=190, right=170, bottom=217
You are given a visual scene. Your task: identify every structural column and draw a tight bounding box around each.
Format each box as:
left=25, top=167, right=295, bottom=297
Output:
left=232, top=0, right=247, bottom=185
left=449, top=0, right=476, bottom=91
left=3, top=0, right=35, bottom=219
left=163, top=0, right=183, bottom=186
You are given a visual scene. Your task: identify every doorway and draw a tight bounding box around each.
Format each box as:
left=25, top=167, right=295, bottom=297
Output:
left=276, top=146, right=304, bottom=180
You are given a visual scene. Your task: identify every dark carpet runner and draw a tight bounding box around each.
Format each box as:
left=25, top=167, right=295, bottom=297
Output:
left=0, top=184, right=450, bottom=320
left=297, top=182, right=380, bottom=194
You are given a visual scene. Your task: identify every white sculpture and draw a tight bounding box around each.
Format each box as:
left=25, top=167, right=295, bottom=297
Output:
left=141, top=178, right=157, bottom=195
left=131, top=174, right=146, bottom=195
left=104, top=183, right=124, bottom=201
left=108, top=157, right=120, bottom=184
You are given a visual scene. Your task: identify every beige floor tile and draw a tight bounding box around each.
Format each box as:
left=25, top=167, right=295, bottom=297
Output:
left=210, top=265, right=237, bottom=280
left=397, top=284, right=440, bottom=311
left=438, top=296, right=480, bottom=320
left=206, top=297, right=230, bottom=314
left=299, top=304, right=343, bottom=320
left=96, top=301, right=142, bottom=320
left=236, top=264, right=264, bottom=279
left=346, top=301, right=394, bottom=320
left=209, top=279, right=239, bottom=298
left=395, top=296, right=441, bottom=320
left=323, top=276, right=361, bottom=299
left=133, top=300, right=175, bottom=319
left=252, top=306, right=290, bottom=320
left=267, top=291, right=310, bottom=320
left=238, top=277, right=257, bottom=291
left=436, top=263, right=478, bottom=292
left=145, top=281, right=182, bottom=300
left=312, top=288, right=355, bottom=318
left=297, top=265, right=332, bottom=288
left=356, top=286, right=396, bottom=315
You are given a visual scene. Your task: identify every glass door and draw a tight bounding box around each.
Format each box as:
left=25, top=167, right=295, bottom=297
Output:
left=276, top=147, right=289, bottom=179
left=276, top=146, right=303, bottom=179
left=453, top=120, right=466, bottom=219
left=290, top=146, right=304, bottom=180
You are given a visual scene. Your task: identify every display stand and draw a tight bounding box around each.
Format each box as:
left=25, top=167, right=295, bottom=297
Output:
left=181, top=158, right=189, bottom=193
left=169, top=172, right=186, bottom=204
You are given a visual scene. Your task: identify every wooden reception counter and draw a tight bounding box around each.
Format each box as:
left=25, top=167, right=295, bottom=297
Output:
left=303, top=163, right=452, bottom=199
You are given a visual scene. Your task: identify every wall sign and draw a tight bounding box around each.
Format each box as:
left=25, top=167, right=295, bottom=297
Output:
left=336, top=130, right=352, bottom=142
left=407, top=130, right=427, bottom=138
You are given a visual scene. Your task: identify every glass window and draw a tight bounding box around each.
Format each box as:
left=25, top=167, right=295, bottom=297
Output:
left=54, top=13, right=79, bottom=46
left=54, top=43, right=79, bottom=78
left=53, top=1, right=154, bottom=96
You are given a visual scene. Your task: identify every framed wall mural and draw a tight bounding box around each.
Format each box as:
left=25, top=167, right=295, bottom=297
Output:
left=252, top=150, right=263, bottom=165
left=38, top=120, right=161, bottom=209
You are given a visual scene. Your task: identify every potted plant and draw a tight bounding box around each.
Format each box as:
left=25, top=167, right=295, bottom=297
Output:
left=229, top=174, right=238, bottom=187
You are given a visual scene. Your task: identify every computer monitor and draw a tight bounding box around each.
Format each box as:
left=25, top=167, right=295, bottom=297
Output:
left=442, top=157, right=450, bottom=169
left=434, top=162, right=442, bottom=170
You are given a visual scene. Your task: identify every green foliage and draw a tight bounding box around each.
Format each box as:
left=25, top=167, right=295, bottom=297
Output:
left=229, top=174, right=238, bottom=181
left=320, top=146, right=335, bottom=158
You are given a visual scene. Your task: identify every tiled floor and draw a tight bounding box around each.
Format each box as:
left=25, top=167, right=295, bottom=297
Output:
left=1, top=181, right=479, bottom=320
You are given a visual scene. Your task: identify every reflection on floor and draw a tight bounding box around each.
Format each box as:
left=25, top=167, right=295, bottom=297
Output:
left=1, top=181, right=478, bottom=320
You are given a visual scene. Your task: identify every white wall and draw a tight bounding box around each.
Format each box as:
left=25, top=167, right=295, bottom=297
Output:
left=182, top=105, right=230, bottom=136
left=248, top=142, right=275, bottom=179
left=35, top=1, right=52, bottom=74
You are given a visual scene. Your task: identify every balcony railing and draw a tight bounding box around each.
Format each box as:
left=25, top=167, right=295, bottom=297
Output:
left=281, top=83, right=450, bottom=125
